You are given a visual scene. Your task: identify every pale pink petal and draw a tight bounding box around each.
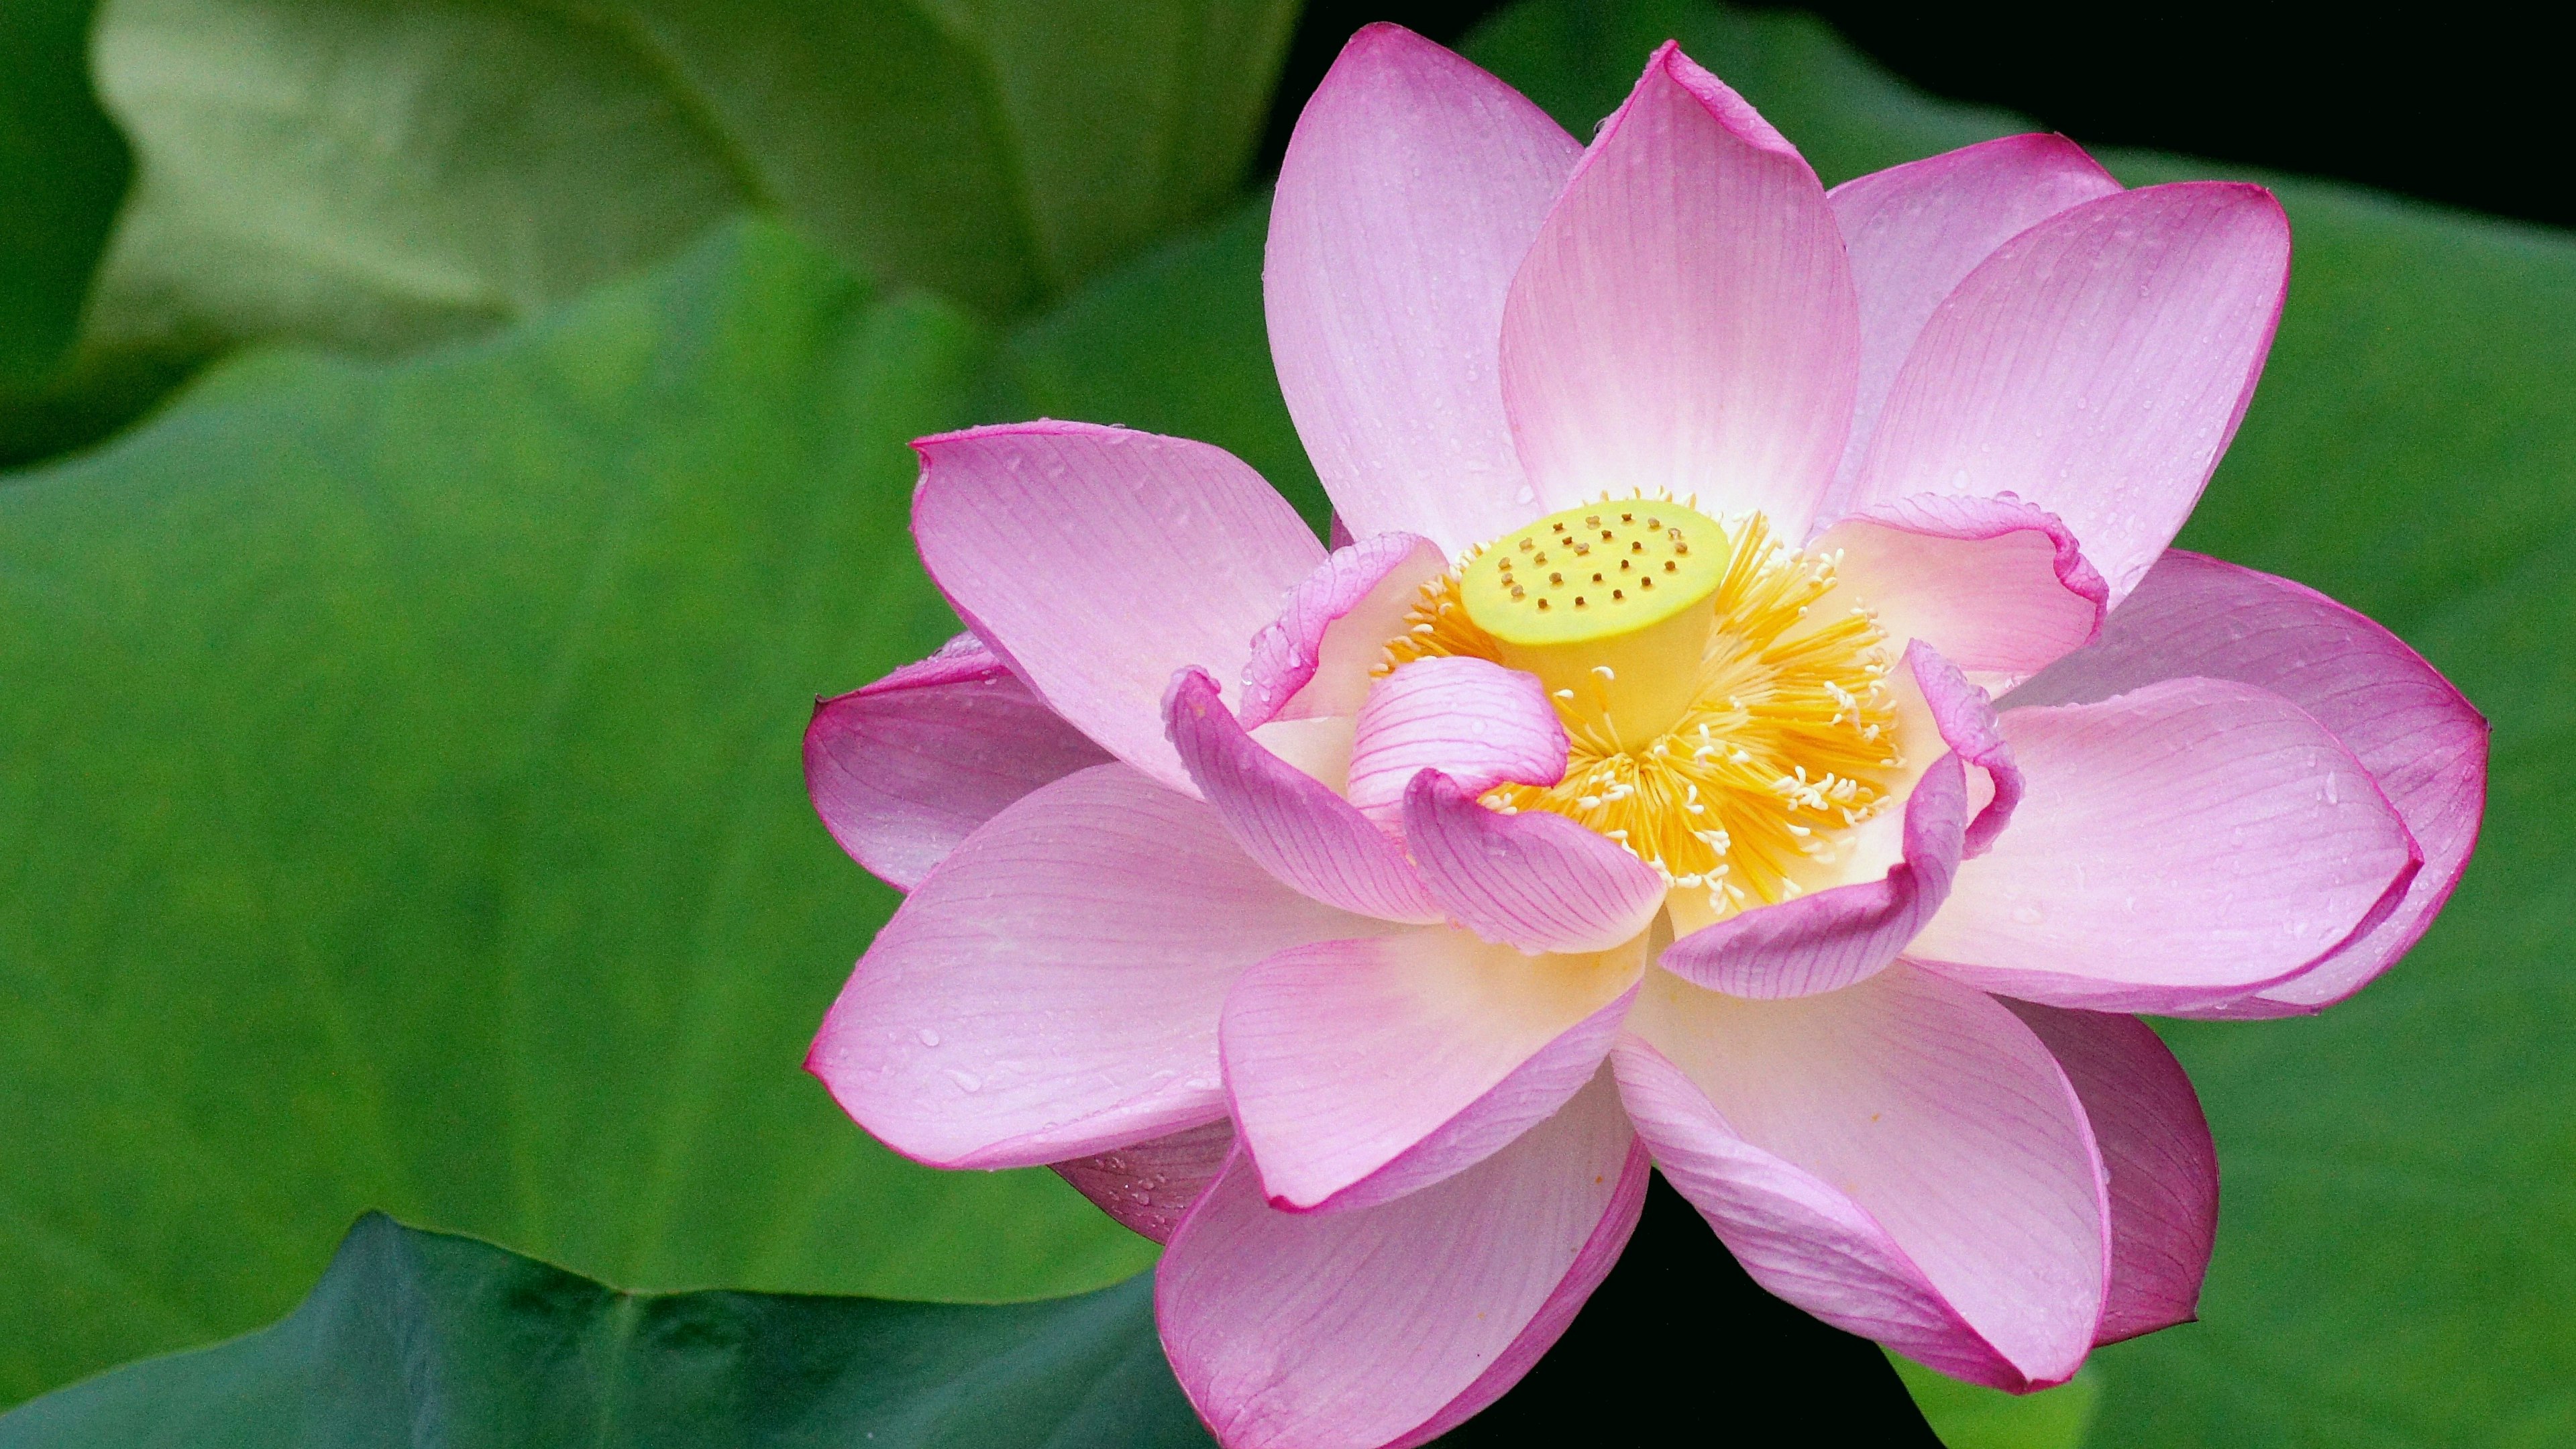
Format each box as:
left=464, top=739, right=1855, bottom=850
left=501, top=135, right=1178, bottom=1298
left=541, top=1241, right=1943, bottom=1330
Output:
left=1825, top=133, right=2122, bottom=508
left=1159, top=1073, right=1646, bottom=1449
left=1166, top=669, right=1444, bottom=924
left=1816, top=493, right=2107, bottom=692
left=1908, top=677, right=2421, bottom=1012
left=1222, top=928, right=1640, bottom=1212
left=1267, top=24, right=1582, bottom=553
left=804, top=634, right=1112, bottom=890
left=1345, top=656, right=1568, bottom=825
left=1848, top=183, right=2290, bottom=604
left=912, top=422, right=1325, bottom=793
left=2006, top=551, right=2487, bottom=1016
left=2002, top=1004, right=2216, bottom=1344
left=1500, top=43, right=1857, bottom=534
left=1618, top=965, right=2108, bottom=1389
left=1053, top=1117, right=1237, bottom=1246
left=807, top=764, right=1385, bottom=1169
left=1660, top=643, right=2018, bottom=998
left=1240, top=533, right=1450, bottom=728
left=1663, top=751, right=1966, bottom=999
left=1404, top=770, right=1667, bottom=955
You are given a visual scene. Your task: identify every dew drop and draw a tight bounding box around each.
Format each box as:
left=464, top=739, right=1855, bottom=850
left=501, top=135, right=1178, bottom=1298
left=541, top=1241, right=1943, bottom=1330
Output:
left=944, top=1069, right=983, bottom=1093
left=918, top=1027, right=942, bottom=1048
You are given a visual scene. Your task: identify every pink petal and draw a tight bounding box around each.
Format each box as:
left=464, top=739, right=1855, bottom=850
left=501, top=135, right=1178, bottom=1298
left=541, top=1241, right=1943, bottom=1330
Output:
left=1908, top=677, right=2422, bottom=1012
left=1815, top=493, right=2107, bottom=692
left=1267, top=24, right=1582, bottom=554
left=807, top=764, right=1385, bottom=1169
left=912, top=422, right=1325, bottom=794
left=1660, top=643, right=2019, bottom=998
left=1053, top=1117, right=1238, bottom=1246
left=1240, top=533, right=1451, bottom=729
left=1824, top=133, right=2122, bottom=508
left=2006, top=551, right=2487, bottom=1016
left=1617, top=965, right=2108, bottom=1389
left=1404, top=770, right=1668, bottom=955
left=1221, top=928, right=1641, bottom=1213
left=804, top=633, right=1112, bottom=890
left=1344, top=656, right=1569, bottom=825
left=1158, top=1072, right=1647, bottom=1449
left=1166, top=668, right=1444, bottom=924
left=1499, top=43, right=1857, bottom=535
left=2002, top=1003, right=2217, bottom=1344
left=1848, top=182, right=2290, bottom=604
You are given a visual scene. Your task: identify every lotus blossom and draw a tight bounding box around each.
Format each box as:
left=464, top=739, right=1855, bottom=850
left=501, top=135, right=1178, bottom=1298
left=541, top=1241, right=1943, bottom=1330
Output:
left=803, top=25, right=2485, bottom=1447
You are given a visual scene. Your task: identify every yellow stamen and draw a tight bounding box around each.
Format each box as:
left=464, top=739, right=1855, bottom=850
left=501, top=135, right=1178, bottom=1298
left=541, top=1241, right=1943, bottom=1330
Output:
left=1381, top=508, right=1900, bottom=915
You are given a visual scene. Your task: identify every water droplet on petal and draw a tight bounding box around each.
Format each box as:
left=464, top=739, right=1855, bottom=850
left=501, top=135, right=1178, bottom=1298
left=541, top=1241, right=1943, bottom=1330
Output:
left=918, top=1027, right=942, bottom=1048
left=944, top=1069, right=982, bottom=1093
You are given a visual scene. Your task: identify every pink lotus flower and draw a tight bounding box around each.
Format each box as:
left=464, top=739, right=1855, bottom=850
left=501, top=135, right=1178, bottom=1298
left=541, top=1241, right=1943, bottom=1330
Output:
left=804, top=25, right=2485, bottom=1446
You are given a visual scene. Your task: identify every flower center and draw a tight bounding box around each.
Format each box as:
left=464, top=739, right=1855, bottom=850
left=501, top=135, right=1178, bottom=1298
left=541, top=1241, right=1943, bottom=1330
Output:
left=1381, top=500, right=1902, bottom=916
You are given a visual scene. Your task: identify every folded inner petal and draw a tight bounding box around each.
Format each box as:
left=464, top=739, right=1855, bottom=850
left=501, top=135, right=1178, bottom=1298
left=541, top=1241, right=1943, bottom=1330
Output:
left=808, top=763, right=1387, bottom=1169
left=1814, top=494, right=2108, bottom=692
left=1052, top=1117, right=1238, bottom=1246
left=1158, top=1072, right=1646, bottom=1449
left=912, top=422, right=1325, bottom=794
left=1346, top=655, right=1568, bottom=824
left=1909, top=676, right=2421, bottom=1012
left=1242, top=532, right=1451, bottom=728
left=1222, top=926, right=1643, bottom=1212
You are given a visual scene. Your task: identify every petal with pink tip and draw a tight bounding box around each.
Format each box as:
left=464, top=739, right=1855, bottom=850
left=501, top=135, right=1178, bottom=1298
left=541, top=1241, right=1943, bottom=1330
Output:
left=1825, top=133, right=2122, bottom=506
left=804, top=633, right=1112, bottom=890
left=912, top=422, right=1325, bottom=794
left=1240, top=533, right=1450, bottom=729
left=1909, top=677, right=2420, bottom=1012
left=1345, top=656, right=1569, bottom=824
left=2002, top=1003, right=2216, bottom=1344
left=1817, top=493, right=2107, bottom=692
left=1660, top=642, right=2019, bottom=998
left=1159, top=1072, right=1646, bottom=1449
left=1617, top=965, right=2108, bottom=1389
left=1500, top=43, right=1857, bottom=535
left=1222, top=926, right=1641, bottom=1214
left=1167, top=669, right=1444, bottom=924
left=1053, top=1117, right=1237, bottom=1246
left=1404, top=770, right=1668, bottom=955
left=1268, top=25, right=1582, bottom=554
left=1848, top=183, right=2290, bottom=605
left=2006, top=551, right=2487, bottom=1016
left=807, top=764, right=1387, bottom=1169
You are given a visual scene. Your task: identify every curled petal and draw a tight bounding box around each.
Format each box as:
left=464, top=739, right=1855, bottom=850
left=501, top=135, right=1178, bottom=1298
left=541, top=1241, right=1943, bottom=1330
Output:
left=1241, top=533, right=1450, bottom=728
left=2007, top=551, right=2487, bottom=1016
left=1158, top=1073, right=1646, bottom=1449
left=805, top=634, right=1111, bottom=890
left=1345, top=656, right=1568, bottom=825
left=1403, top=769, right=1667, bottom=955
left=809, top=765, right=1386, bottom=1169
left=2003, top=1003, right=2217, bottom=1344
left=1221, top=928, right=1642, bottom=1213
left=1848, top=182, right=2291, bottom=605
left=1660, top=643, right=2017, bottom=998
left=1616, top=965, right=2108, bottom=1390
left=1816, top=493, right=2108, bottom=692
left=1053, top=1118, right=1237, bottom=1246
left=1500, top=42, right=1856, bottom=534
left=1268, top=24, right=1581, bottom=553
left=1909, top=677, right=2421, bottom=1012
left=912, top=422, right=1324, bottom=793
left=1825, top=133, right=2123, bottom=504
left=1167, top=669, right=1444, bottom=924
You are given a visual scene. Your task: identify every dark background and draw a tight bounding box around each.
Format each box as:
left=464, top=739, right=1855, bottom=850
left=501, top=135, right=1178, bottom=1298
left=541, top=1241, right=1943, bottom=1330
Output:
left=1265, top=2, right=2565, bottom=229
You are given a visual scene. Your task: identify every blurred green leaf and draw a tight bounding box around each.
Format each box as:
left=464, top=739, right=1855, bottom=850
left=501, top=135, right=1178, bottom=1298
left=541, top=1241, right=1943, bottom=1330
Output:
left=0, top=1214, right=1210, bottom=1449
left=80, top=0, right=1299, bottom=362
left=1889, top=1354, right=2101, bottom=1449
left=0, top=217, right=1154, bottom=1409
